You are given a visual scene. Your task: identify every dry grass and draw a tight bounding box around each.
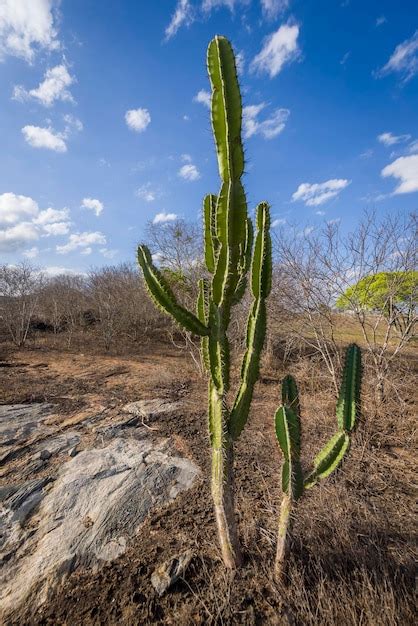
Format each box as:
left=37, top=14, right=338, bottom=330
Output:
left=1, top=335, right=416, bottom=625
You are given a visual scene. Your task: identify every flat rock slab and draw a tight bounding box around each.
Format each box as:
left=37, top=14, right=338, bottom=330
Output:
left=0, top=435, right=199, bottom=621
left=0, top=404, right=55, bottom=465
left=123, top=398, right=181, bottom=420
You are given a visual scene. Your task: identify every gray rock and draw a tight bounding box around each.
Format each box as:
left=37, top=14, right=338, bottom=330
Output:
left=0, top=403, right=55, bottom=465
left=68, top=446, right=79, bottom=457
left=39, top=450, right=51, bottom=461
left=151, top=551, right=193, bottom=596
left=0, top=436, right=199, bottom=620
left=123, top=398, right=181, bottom=420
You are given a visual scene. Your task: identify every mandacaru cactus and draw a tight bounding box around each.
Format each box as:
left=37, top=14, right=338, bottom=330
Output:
left=273, top=344, right=361, bottom=581
left=137, top=36, right=272, bottom=568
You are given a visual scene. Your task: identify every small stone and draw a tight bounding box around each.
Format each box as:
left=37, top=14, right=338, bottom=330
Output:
left=68, top=446, right=78, bottom=457
left=151, top=551, right=193, bottom=596
left=39, top=449, right=52, bottom=460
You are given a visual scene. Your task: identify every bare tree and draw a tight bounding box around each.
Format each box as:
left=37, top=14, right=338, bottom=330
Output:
left=273, top=211, right=417, bottom=401
left=0, top=263, right=43, bottom=347
left=144, top=218, right=206, bottom=372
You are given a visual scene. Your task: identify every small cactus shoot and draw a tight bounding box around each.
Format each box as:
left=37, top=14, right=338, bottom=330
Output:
left=137, top=36, right=272, bottom=569
left=273, top=344, right=362, bottom=581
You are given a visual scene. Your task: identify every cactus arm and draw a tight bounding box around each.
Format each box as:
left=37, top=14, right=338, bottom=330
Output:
left=137, top=245, right=209, bottom=337
left=197, top=279, right=210, bottom=372
left=273, top=402, right=303, bottom=582
left=274, top=406, right=304, bottom=500
left=281, top=374, right=301, bottom=416
left=207, top=36, right=244, bottom=183
left=304, top=431, right=350, bottom=489
left=203, top=194, right=218, bottom=274
left=232, top=217, right=254, bottom=305
left=336, top=343, right=361, bottom=432
left=229, top=204, right=271, bottom=440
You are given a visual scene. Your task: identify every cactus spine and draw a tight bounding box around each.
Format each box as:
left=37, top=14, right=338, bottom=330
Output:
left=137, top=36, right=272, bottom=569
left=273, top=344, right=361, bottom=581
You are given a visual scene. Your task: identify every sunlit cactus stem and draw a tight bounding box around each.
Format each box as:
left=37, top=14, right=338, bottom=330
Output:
left=137, top=35, right=272, bottom=569
left=273, top=344, right=362, bottom=582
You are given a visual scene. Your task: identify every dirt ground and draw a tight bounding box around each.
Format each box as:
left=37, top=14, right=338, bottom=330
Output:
left=0, top=340, right=416, bottom=625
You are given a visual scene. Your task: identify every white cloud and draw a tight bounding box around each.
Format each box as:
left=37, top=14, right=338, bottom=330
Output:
left=165, top=0, right=194, bottom=40
left=381, top=155, right=418, bottom=194
left=56, top=231, right=106, bottom=254
left=153, top=212, right=178, bottom=224
left=23, top=246, right=39, bottom=259
left=81, top=197, right=103, bottom=217
left=202, top=0, right=249, bottom=10
left=378, top=30, right=418, bottom=83
left=136, top=184, right=156, bottom=202
left=0, top=0, right=59, bottom=62
left=408, top=139, right=418, bottom=153
left=34, top=207, right=69, bottom=225
left=63, top=113, right=83, bottom=133
left=22, top=125, right=67, bottom=152
left=261, top=0, right=290, bottom=20
left=125, top=108, right=151, bottom=133
left=42, top=266, right=85, bottom=277
left=292, top=179, right=350, bottom=206
left=377, top=131, right=411, bottom=146
left=376, top=15, right=387, bottom=27
left=315, top=210, right=325, bottom=216
left=0, top=192, right=39, bottom=225
left=251, top=22, right=300, bottom=78
left=235, top=50, right=245, bottom=75
left=340, top=51, right=350, bottom=65
left=13, top=64, right=74, bottom=107
left=181, top=153, right=192, bottom=162
left=178, top=163, right=200, bottom=181
left=0, top=222, right=39, bottom=252
left=243, top=103, right=290, bottom=139
left=100, top=248, right=118, bottom=259
left=42, top=221, right=70, bottom=236
left=271, top=218, right=286, bottom=227
left=80, top=246, right=92, bottom=256
left=194, top=89, right=211, bottom=108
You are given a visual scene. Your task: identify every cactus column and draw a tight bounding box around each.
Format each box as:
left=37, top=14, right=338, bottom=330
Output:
left=137, top=36, right=272, bottom=569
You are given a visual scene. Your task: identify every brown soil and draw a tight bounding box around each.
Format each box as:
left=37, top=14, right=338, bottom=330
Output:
left=1, top=341, right=416, bottom=625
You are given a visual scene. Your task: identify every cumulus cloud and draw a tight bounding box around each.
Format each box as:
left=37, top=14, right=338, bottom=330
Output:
left=42, top=221, right=70, bottom=236
left=377, top=131, right=411, bottom=146
left=260, top=0, right=290, bottom=20
left=125, top=108, right=151, bottom=133
left=178, top=163, right=200, bottom=181
left=81, top=197, right=103, bottom=217
left=13, top=64, right=74, bottom=107
left=292, top=179, right=350, bottom=206
left=193, top=89, right=211, bottom=108
left=21, top=125, right=67, bottom=152
left=0, top=192, right=72, bottom=252
left=165, top=0, right=194, bottom=40
left=381, top=155, right=418, bottom=194
left=23, top=246, right=39, bottom=259
left=0, top=0, right=60, bottom=62
left=56, top=231, right=106, bottom=254
left=243, top=104, right=290, bottom=139
left=0, top=192, right=39, bottom=225
left=0, top=222, right=39, bottom=252
left=34, top=207, right=69, bottom=225
left=251, top=22, right=300, bottom=78
left=378, top=30, right=418, bottom=83
left=271, top=218, right=286, bottom=227
left=100, top=248, right=118, bottom=259
left=136, top=184, right=156, bottom=202
left=153, top=212, right=177, bottom=224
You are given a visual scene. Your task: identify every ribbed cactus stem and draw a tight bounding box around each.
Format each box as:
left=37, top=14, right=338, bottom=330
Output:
left=274, top=493, right=291, bottom=582
left=137, top=36, right=272, bottom=570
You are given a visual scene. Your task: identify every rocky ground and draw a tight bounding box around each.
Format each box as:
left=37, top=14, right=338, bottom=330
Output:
left=0, top=343, right=416, bottom=625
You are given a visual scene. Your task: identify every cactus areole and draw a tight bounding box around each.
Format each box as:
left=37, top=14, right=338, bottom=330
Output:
left=137, top=36, right=272, bottom=568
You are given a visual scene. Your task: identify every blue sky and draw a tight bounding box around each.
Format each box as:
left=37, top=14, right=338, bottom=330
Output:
left=0, top=0, right=417, bottom=275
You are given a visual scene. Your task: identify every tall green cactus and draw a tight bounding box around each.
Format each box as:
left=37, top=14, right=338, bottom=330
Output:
left=273, top=344, right=361, bottom=581
left=137, top=36, right=272, bottom=569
